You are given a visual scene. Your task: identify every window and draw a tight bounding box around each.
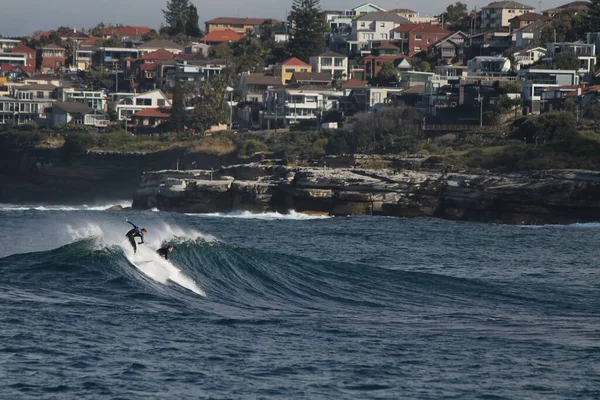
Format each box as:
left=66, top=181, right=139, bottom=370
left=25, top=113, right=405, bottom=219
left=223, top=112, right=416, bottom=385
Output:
left=322, top=58, right=332, bottom=66
left=381, top=33, right=388, bottom=40
left=361, top=22, right=366, bottom=28
left=285, top=68, right=295, bottom=73
left=415, top=34, right=422, bottom=40
left=415, top=46, right=422, bottom=52
left=158, top=99, right=166, bottom=106
left=380, top=22, right=385, bottom=27
left=334, top=58, right=344, bottom=67
left=136, top=98, right=152, bottom=106
left=301, top=68, right=308, bottom=72
left=37, top=91, right=44, bottom=99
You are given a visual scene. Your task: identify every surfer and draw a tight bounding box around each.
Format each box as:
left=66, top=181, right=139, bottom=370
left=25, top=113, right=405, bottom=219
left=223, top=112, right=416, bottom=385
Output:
left=157, top=245, right=174, bottom=260
left=125, top=218, right=146, bottom=254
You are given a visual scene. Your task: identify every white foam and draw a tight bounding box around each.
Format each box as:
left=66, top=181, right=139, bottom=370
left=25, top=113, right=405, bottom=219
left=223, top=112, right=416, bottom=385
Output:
left=186, top=210, right=331, bottom=220
left=0, top=201, right=132, bottom=212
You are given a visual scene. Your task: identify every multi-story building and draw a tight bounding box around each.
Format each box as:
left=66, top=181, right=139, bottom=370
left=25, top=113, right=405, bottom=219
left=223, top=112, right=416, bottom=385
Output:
left=115, top=89, right=172, bottom=120
left=0, top=95, right=47, bottom=124
left=518, top=68, right=579, bottom=113
left=545, top=42, right=596, bottom=78
left=390, top=24, right=450, bottom=56
left=57, top=88, right=108, bottom=111
left=512, top=47, right=547, bottom=70
left=348, top=12, right=409, bottom=55
left=94, top=47, right=140, bottom=72
left=430, top=31, right=468, bottom=62
left=0, top=38, right=21, bottom=51
left=74, top=37, right=102, bottom=71
left=481, top=1, right=535, bottom=30
left=205, top=17, right=275, bottom=34
left=162, top=59, right=228, bottom=90
left=509, top=12, right=550, bottom=29
left=467, top=56, right=512, bottom=75
left=540, top=85, right=584, bottom=113
left=309, top=51, right=348, bottom=80
left=262, top=87, right=342, bottom=127
left=513, top=20, right=551, bottom=47
left=11, top=45, right=37, bottom=73
left=0, top=52, right=27, bottom=67
left=39, top=44, right=65, bottom=73
left=239, top=73, right=283, bottom=103
left=273, top=57, right=312, bottom=85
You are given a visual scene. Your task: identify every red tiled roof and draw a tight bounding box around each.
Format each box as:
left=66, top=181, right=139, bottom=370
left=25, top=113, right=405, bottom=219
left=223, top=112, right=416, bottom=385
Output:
left=0, top=65, right=18, bottom=72
left=510, top=12, right=551, bottom=21
left=132, top=107, right=171, bottom=118
left=22, top=66, right=35, bottom=74
left=141, top=49, right=176, bottom=61
left=206, top=17, right=275, bottom=25
left=80, top=36, right=102, bottom=46
left=32, top=30, right=53, bottom=40
left=199, top=29, right=244, bottom=43
left=140, top=63, right=157, bottom=71
left=282, top=57, right=310, bottom=67
left=100, top=26, right=152, bottom=36
left=341, top=78, right=368, bottom=88
left=10, top=44, right=35, bottom=55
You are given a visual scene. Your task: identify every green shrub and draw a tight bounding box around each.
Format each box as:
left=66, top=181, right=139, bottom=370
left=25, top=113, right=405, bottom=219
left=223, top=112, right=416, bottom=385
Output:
left=63, top=133, right=94, bottom=154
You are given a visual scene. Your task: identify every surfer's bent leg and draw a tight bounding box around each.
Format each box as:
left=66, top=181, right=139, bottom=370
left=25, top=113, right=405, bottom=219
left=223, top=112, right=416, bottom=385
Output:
left=127, top=235, right=137, bottom=253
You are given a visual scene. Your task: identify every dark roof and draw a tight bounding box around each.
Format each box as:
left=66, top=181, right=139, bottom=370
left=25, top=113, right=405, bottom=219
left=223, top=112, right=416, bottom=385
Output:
left=205, top=17, right=276, bottom=25
left=41, top=44, right=64, bottom=49
left=356, top=12, right=410, bottom=24
left=17, top=84, right=58, bottom=91
left=53, top=101, right=93, bottom=115
left=242, top=73, right=282, bottom=85
left=483, top=1, right=535, bottom=9
left=138, top=39, right=182, bottom=50
left=292, top=72, right=332, bottom=82
left=510, top=12, right=551, bottom=21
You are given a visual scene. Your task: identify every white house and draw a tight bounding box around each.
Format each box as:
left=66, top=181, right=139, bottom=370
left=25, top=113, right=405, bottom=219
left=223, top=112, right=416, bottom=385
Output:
left=309, top=51, right=348, bottom=80
left=512, top=47, right=547, bottom=70
left=57, top=88, right=108, bottom=111
left=348, top=12, right=409, bottom=55
left=467, top=56, right=511, bottom=75
left=52, top=102, right=109, bottom=127
left=115, top=89, right=172, bottom=120
left=518, top=68, right=579, bottom=113
left=262, top=87, right=343, bottom=127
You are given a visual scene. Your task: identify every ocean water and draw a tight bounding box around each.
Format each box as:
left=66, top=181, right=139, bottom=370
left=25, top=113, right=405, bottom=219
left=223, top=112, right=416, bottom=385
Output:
left=1, top=205, right=599, bottom=399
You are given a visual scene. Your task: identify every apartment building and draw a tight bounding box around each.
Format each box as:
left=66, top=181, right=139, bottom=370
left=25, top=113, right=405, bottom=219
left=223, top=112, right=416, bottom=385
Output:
left=481, top=1, right=535, bottom=29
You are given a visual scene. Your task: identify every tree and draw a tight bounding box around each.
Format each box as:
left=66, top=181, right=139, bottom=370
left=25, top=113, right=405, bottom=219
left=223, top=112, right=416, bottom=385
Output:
left=439, top=2, right=468, bottom=29
left=170, top=78, right=187, bottom=132
left=372, top=63, right=398, bottom=86
left=514, top=111, right=577, bottom=143
left=188, top=77, right=230, bottom=133
left=185, top=4, right=203, bottom=37
left=586, top=0, right=600, bottom=32
left=163, top=0, right=190, bottom=35
left=555, top=52, right=581, bottom=70
left=286, top=0, right=329, bottom=61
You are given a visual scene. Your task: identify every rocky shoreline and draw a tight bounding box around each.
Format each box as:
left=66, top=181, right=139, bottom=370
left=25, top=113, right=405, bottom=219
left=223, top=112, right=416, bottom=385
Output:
left=132, top=164, right=600, bottom=225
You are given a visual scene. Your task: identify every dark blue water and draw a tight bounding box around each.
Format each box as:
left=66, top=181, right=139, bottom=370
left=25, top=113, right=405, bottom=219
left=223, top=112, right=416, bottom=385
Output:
left=1, top=206, right=599, bottom=399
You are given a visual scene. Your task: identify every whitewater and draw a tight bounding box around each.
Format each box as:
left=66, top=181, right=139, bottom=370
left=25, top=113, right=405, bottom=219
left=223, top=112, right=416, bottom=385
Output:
left=1, top=207, right=599, bottom=399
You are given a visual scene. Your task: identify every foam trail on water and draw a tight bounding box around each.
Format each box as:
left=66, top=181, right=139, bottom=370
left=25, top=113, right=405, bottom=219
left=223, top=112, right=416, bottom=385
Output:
left=186, top=210, right=331, bottom=220
left=0, top=201, right=132, bottom=212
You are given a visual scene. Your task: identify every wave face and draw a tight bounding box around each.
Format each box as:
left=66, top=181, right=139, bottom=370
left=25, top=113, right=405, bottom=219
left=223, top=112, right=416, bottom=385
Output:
left=1, top=211, right=600, bottom=399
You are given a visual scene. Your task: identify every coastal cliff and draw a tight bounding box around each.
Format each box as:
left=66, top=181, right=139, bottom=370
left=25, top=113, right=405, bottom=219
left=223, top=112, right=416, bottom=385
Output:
left=132, top=165, right=600, bottom=224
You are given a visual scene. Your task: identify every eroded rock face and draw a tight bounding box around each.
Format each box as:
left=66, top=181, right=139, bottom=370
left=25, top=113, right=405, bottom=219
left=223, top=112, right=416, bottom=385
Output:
left=132, top=164, right=600, bottom=224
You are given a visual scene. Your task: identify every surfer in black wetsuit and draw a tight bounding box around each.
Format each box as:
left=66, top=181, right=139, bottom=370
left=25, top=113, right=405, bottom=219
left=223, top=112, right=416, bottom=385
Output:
left=125, top=218, right=146, bottom=254
left=157, top=245, right=174, bottom=260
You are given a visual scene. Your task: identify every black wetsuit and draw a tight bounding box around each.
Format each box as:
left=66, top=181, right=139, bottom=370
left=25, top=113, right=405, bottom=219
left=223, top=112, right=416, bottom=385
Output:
left=125, top=221, right=144, bottom=253
left=157, top=248, right=170, bottom=260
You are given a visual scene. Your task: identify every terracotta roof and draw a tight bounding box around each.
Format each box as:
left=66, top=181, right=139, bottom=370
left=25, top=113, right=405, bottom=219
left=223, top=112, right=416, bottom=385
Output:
left=141, top=49, right=176, bottom=61
left=206, top=17, right=275, bottom=25
left=32, top=30, right=53, bottom=40
left=10, top=44, right=35, bottom=54
left=100, top=26, right=152, bottom=36
left=341, top=78, right=368, bottom=88
left=282, top=57, right=310, bottom=67
left=22, top=66, right=35, bottom=74
left=80, top=36, right=102, bottom=47
left=292, top=72, right=332, bottom=82
left=53, top=101, right=93, bottom=115
left=0, top=65, right=18, bottom=72
left=132, top=107, right=171, bottom=118
left=242, top=73, right=282, bottom=85
left=140, top=63, right=157, bottom=71
left=510, top=12, right=551, bottom=21
left=199, top=29, right=244, bottom=43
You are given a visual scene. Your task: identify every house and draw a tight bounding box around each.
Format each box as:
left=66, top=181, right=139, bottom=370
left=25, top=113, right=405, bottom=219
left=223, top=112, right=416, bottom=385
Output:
left=137, top=39, right=183, bottom=55
left=481, top=1, right=535, bottom=29
left=346, top=86, right=404, bottom=113
left=51, top=102, right=109, bottom=127
left=361, top=54, right=406, bottom=82
left=430, top=31, right=468, bottom=62
left=94, top=47, right=140, bottom=72
left=509, top=12, right=550, bottom=29
left=0, top=38, right=21, bottom=51
left=131, top=107, right=171, bottom=130
left=0, top=65, right=29, bottom=82
left=273, top=57, right=312, bottom=85
left=389, top=8, right=419, bottom=21
left=467, top=56, right=511, bottom=75
left=184, top=42, right=211, bottom=57
left=348, top=12, right=410, bottom=55
left=11, top=84, right=57, bottom=101
left=309, top=51, right=348, bottom=80
left=239, top=73, right=283, bottom=102
left=115, top=89, right=172, bottom=120
left=290, top=72, right=333, bottom=86
left=513, top=20, right=551, bottom=47
left=205, top=17, right=276, bottom=34
left=0, top=52, right=27, bottom=68
left=57, top=88, right=108, bottom=111
left=540, top=85, right=584, bottom=113
left=518, top=68, right=579, bottom=113
left=0, top=95, right=47, bottom=125
left=390, top=24, right=450, bottom=56
left=39, top=44, right=66, bottom=73
left=545, top=42, right=596, bottom=78
left=75, top=37, right=102, bottom=71
left=10, top=45, right=37, bottom=73
left=512, top=47, right=547, bottom=70
left=100, top=26, right=152, bottom=39
left=326, top=3, right=387, bottom=32
left=55, top=27, right=89, bottom=43
left=199, top=29, right=245, bottom=46
left=162, top=59, right=228, bottom=90
left=23, top=75, right=62, bottom=87
left=543, top=1, right=590, bottom=17
left=262, top=86, right=342, bottom=127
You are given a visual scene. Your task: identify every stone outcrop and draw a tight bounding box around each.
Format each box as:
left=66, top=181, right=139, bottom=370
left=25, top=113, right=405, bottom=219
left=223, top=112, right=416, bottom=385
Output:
left=132, top=165, right=600, bottom=224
